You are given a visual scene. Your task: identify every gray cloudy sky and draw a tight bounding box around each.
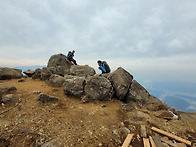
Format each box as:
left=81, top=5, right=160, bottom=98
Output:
left=0, top=0, right=196, bottom=82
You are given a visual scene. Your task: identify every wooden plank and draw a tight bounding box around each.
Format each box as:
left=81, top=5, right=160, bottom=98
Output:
left=161, top=138, right=187, bottom=147
left=149, top=136, right=157, bottom=147
left=160, top=137, right=178, bottom=147
left=151, top=127, right=192, bottom=146
left=152, top=135, right=165, bottom=147
left=140, top=125, right=147, bottom=138
left=143, top=138, right=150, bottom=147
left=122, top=134, right=134, bottom=147
left=176, top=143, right=187, bottom=147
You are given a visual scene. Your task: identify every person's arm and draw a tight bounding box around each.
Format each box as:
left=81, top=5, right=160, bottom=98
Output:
left=99, top=65, right=106, bottom=73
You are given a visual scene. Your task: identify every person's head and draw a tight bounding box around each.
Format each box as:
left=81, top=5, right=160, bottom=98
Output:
left=72, top=50, right=75, bottom=54
left=97, top=60, right=102, bottom=66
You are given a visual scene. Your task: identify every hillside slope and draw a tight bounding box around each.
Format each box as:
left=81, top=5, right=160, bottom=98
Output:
left=0, top=78, right=195, bottom=147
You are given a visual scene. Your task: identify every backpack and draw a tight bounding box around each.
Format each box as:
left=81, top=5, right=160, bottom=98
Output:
left=102, top=61, right=111, bottom=73
left=67, top=51, right=72, bottom=58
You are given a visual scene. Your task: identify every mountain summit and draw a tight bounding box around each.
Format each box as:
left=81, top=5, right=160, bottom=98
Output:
left=0, top=54, right=195, bottom=146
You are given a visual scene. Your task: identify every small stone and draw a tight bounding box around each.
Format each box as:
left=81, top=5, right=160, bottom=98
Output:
left=101, top=103, right=106, bottom=107
left=122, top=127, right=131, bottom=135
left=37, top=93, right=58, bottom=103
left=1, top=94, right=18, bottom=104
left=33, top=91, right=41, bottom=94
left=112, top=129, right=119, bottom=137
left=18, top=78, right=25, bottom=82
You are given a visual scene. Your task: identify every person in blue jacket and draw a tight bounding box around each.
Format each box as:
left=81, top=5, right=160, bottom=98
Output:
left=97, top=60, right=106, bottom=73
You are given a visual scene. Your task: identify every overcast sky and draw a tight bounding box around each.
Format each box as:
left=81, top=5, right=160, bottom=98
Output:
left=0, top=0, right=196, bottom=82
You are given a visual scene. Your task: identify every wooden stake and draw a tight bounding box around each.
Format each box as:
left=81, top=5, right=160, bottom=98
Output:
left=151, top=127, right=192, bottom=146
left=140, top=125, right=147, bottom=138
left=149, top=136, right=157, bottom=147
left=122, top=134, right=134, bottom=147
left=143, top=138, right=150, bottom=147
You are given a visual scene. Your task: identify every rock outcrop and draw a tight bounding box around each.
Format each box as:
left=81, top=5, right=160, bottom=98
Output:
left=32, top=68, right=42, bottom=79
left=2, top=54, right=164, bottom=106
left=40, top=67, right=52, bottom=80
left=85, top=76, right=114, bottom=101
left=63, top=76, right=85, bottom=97
left=108, top=67, right=133, bottom=100
left=47, top=74, right=65, bottom=87
left=47, top=54, right=72, bottom=76
left=70, top=65, right=96, bottom=77
left=0, top=68, right=23, bottom=80
left=126, top=80, right=162, bottom=104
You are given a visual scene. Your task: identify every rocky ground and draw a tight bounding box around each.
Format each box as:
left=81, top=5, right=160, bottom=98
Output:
left=0, top=77, right=196, bottom=147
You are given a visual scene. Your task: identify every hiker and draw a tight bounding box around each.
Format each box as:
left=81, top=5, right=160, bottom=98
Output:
left=97, top=60, right=111, bottom=74
left=67, top=50, right=77, bottom=65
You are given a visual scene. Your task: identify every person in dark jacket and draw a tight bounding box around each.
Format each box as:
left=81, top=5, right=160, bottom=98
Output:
left=97, top=60, right=111, bottom=74
left=97, top=60, right=106, bottom=73
left=67, top=50, right=77, bottom=65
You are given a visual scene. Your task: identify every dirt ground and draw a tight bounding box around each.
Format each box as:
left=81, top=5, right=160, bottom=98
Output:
left=0, top=77, right=196, bottom=147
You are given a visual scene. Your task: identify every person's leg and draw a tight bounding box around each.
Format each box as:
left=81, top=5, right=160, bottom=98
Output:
left=69, top=58, right=77, bottom=65
left=68, top=58, right=77, bottom=65
left=72, top=59, right=77, bottom=65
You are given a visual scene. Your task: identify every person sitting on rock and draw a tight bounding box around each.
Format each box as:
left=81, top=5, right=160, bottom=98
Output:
left=97, top=60, right=111, bottom=74
left=67, top=50, right=77, bottom=65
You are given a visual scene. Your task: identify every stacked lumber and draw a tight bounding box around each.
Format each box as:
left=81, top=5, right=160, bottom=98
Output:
left=121, top=126, right=192, bottom=147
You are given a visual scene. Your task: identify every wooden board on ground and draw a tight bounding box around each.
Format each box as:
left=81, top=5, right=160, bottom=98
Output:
left=161, top=138, right=187, bottom=147
left=151, top=127, right=192, bottom=146
left=143, top=138, right=150, bottom=147
left=149, top=136, right=157, bottom=147
left=122, top=134, right=134, bottom=147
left=152, top=135, right=164, bottom=147
left=140, top=125, right=147, bottom=138
left=161, top=137, right=178, bottom=147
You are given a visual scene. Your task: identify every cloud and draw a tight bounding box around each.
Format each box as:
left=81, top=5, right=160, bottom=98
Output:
left=0, top=0, right=196, bottom=82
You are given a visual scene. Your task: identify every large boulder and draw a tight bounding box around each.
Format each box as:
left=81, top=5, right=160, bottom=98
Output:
left=126, top=80, right=150, bottom=103
left=32, top=68, right=42, bottom=79
left=32, top=67, right=52, bottom=81
left=108, top=67, right=133, bottom=100
left=0, top=68, right=23, bottom=80
left=48, top=74, right=65, bottom=87
left=85, top=76, right=114, bottom=101
left=70, top=65, right=96, bottom=77
left=63, top=76, right=85, bottom=97
left=126, top=80, right=162, bottom=104
left=23, top=70, right=35, bottom=77
left=40, top=67, right=52, bottom=80
left=47, top=54, right=72, bottom=76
